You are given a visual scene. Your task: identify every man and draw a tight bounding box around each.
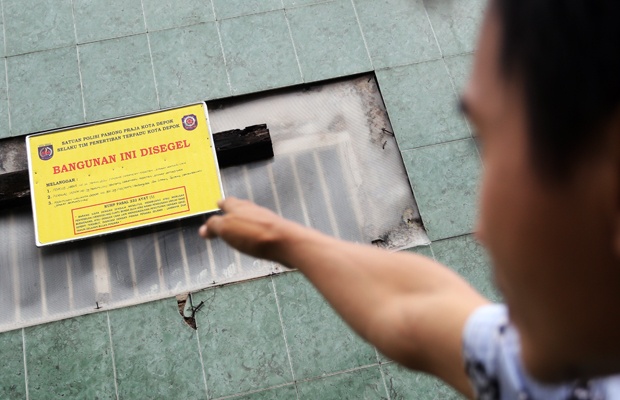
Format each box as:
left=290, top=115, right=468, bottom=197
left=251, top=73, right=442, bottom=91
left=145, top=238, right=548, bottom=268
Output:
left=199, top=0, right=620, bottom=398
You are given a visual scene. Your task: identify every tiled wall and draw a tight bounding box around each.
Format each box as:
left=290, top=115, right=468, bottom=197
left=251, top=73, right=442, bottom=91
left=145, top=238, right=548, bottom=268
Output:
left=0, top=0, right=495, bottom=398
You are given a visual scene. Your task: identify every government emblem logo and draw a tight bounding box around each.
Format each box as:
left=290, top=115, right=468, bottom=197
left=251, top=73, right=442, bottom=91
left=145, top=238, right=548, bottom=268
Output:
left=38, top=145, right=54, bottom=161
left=182, top=114, right=198, bottom=131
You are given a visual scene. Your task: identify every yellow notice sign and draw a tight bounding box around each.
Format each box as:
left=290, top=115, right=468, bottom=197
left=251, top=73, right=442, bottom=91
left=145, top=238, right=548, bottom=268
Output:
left=26, top=103, right=224, bottom=246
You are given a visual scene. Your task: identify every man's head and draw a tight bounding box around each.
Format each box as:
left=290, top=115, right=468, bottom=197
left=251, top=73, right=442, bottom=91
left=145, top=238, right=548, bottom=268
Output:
left=462, top=0, right=620, bottom=382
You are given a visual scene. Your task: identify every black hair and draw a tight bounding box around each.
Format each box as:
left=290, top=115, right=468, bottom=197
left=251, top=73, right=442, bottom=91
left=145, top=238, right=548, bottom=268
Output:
left=494, top=0, right=620, bottom=178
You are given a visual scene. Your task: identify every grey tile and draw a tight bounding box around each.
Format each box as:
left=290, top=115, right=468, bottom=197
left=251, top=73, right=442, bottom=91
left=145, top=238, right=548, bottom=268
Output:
left=24, top=313, right=116, bottom=399
left=213, top=0, right=282, bottom=20
left=195, top=279, right=292, bottom=398
left=297, top=367, right=388, bottom=399
left=274, top=271, right=376, bottom=380
left=423, top=0, right=486, bottom=56
left=0, top=329, right=26, bottom=399
left=73, top=0, right=145, bottom=43
left=219, top=11, right=302, bottom=95
left=79, top=34, right=158, bottom=121
left=109, top=299, right=208, bottom=399
left=142, top=0, right=215, bottom=31
left=354, top=0, right=440, bottom=69
left=383, top=363, right=463, bottom=399
left=444, top=54, right=474, bottom=95
left=0, top=61, right=10, bottom=138
left=287, top=0, right=371, bottom=82
left=431, top=235, right=501, bottom=302
left=376, top=60, right=469, bottom=150
left=150, top=23, right=229, bottom=107
left=229, top=384, right=298, bottom=400
left=7, top=47, right=83, bottom=135
left=402, top=139, right=481, bottom=241
left=3, top=0, right=75, bottom=56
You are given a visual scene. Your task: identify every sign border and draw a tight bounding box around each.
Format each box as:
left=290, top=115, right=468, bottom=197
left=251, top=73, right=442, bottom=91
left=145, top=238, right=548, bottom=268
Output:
left=26, top=102, right=225, bottom=247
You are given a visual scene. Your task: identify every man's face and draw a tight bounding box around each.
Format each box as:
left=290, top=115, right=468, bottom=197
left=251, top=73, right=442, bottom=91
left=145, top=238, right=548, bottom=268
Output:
left=462, top=7, right=620, bottom=382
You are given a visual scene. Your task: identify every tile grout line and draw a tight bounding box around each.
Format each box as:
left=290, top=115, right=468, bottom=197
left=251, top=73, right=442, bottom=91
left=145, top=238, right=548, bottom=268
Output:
left=374, top=55, right=443, bottom=73
left=106, top=312, right=120, bottom=400
left=429, top=241, right=437, bottom=260
left=214, top=21, right=233, bottom=95
left=210, top=0, right=234, bottom=95
left=145, top=33, right=161, bottom=109
left=422, top=0, right=444, bottom=59
left=4, top=57, right=11, bottom=134
left=1, top=0, right=6, bottom=56
left=377, top=360, right=393, bottom=400
left=400, top=136, right=475, bottom=154
left=1, top=0, right=11, bottom=135
left=70, top=0, right=87, bottom=122
left=212, top=382, right=297, bottom=400
left=209, top=0, right=217, bottom=21
left=140, top=0, right=161, bottom=110
left=21, top=328, right=29, bottom=400
left=213, top=362, right=387, bottom=400
left=439, top=58, right=481, bottom=160
left=440, top=57, right=472, bottom=132
left=194, top=329, right=211, bottom=399
left=298, top=362, right=382, bottom=384
left=349, top=0, right=375, bottom=70
left=74, top=47, right=87, bottom=122
left=270, top=276, right=299, bottom=397
left=282, top=8, right=305, bottom=83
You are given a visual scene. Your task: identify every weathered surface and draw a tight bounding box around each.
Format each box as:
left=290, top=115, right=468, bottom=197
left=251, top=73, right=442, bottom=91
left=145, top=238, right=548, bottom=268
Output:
left=214, top=124, right=274, bottom=168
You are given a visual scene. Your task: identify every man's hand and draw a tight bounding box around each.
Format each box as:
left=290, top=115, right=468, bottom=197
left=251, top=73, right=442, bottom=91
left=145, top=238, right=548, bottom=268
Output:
left=198, top=197, right=309, bottom=264
left=198, top=197, right=488, bottom=399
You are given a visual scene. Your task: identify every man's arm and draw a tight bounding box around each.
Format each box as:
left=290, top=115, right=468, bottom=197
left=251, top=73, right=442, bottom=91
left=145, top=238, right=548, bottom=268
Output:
left=200, top=197, right=489, bottom=398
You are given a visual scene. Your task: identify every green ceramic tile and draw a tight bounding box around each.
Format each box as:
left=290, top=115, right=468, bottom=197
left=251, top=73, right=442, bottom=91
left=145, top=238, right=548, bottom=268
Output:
left=287, top=0, right=371, bottom=82
left=274, top=272, right=376, bottom=380
left=382, top=363, right=463, bottom=399
left=404, top=245, right=434, bottom=259
left=219, top=11, right=303, bottom=95
left=431, top=235, right=501, bottom=302
left=376, top=60, right=469, bottom=150
left=3, top=0, right=75, bottom=56
left=229, top=384, right=298, bottom=400
left=0, top=61, right=10, bottom=138
left=143, top=0, right=215, bottom=31
left=0, top=14, right=5, bottom=58
left=354, top=0, right=440, bottom=69
left=109, top=299, right=207, bottom=399
left=73, top=0, right=146, bottom=43
left=423, top=0, right=486, bottom=57
left=283, top=0, right=334, bottom=7
left=444, top=54, right=474, bottom=96
left=0, top=329, right=26, bottom=399
left=24, top=313, right=116, bottom=399
left=7, top=47, right=83, bottom=135
left=150, top=23, right=230, bottom=107
left=402, top=139, right=481, bottom=241
left=195, top=279, right=292, bottom=398
left=79, top=34, right=158, bottom=121
left=297, top=367, right=387, bottom=399
left=213, top=0, right=282, bottom=20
